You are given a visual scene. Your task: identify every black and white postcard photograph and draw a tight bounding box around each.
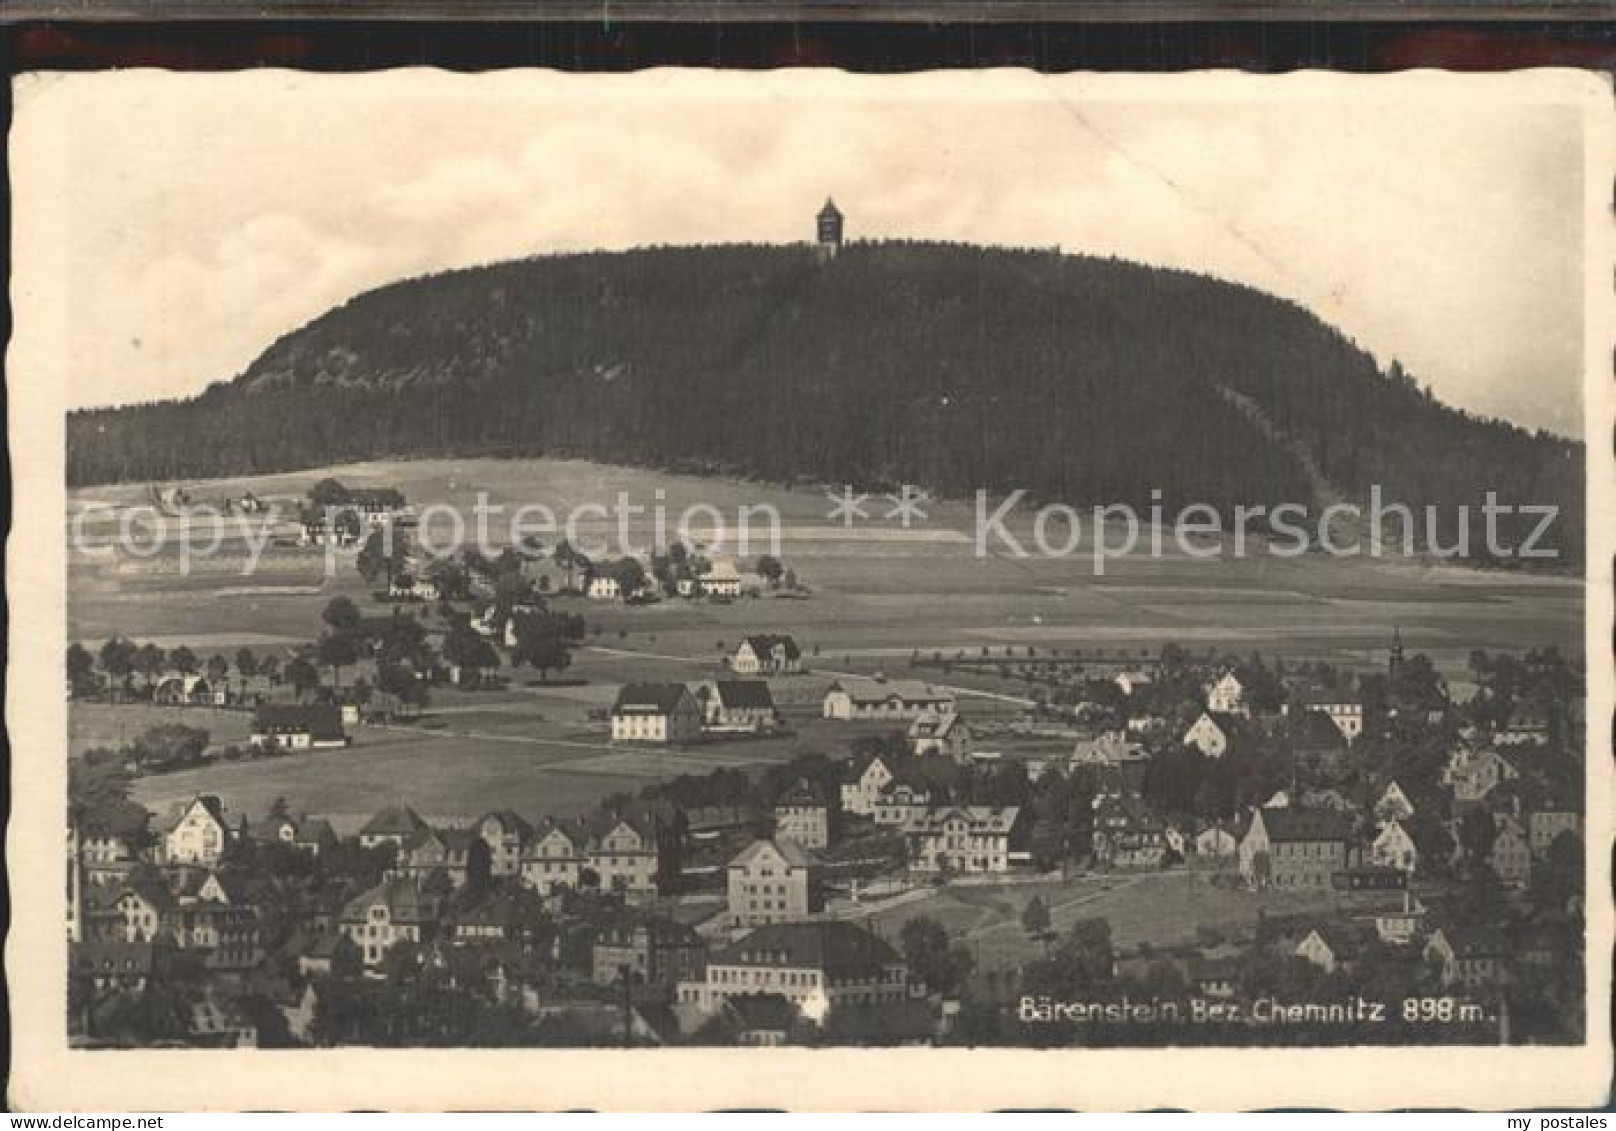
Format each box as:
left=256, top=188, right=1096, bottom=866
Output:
left=6, top=66, right=1612, bottom=1110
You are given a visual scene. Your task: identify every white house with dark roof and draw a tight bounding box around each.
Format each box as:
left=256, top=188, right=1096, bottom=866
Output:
left=340, top=877, right=438, bottom=971
left=611, top=682, right=703, bottom=743
left=251, top=704, right=349, bottom=750
left=731, top=635, right=803, bottom=676
left=359, top=804, right=430, bottom=850
left=676, top=920, right=907, bottom=1022
left=1205, top=671, right=1248, bottom=717
left=697, top=679, right=779, bottom=733
left=699, top=559, right=744, bottom=598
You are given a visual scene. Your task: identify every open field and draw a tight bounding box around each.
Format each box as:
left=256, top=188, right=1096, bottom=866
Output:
left=861, top=870, right=1343, bottom=972
left=70, top=457, right=1585, bottom=825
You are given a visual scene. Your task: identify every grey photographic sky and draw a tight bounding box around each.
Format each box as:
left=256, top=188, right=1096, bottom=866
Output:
left=14, top=69, right=1588, bottom=435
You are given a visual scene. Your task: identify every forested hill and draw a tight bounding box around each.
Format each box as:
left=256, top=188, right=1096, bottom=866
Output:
left=68, top=241, right=1584, bottom=564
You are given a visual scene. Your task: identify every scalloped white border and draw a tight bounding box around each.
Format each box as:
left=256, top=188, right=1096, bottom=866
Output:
left=8, top=66, right=1612, bottom=1112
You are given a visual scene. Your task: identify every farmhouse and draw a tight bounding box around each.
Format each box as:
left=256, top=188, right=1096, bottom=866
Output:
left=698, top=680, right=780, bottom=733
left=251, top=704, right=349, bottom=751
left=1070, top=730, right=1147, bottom=767
left=1238, top=808, right=1351, bottom=890
left=732, top=635, right=803, bottom=676
left=822, top=678, right=955, bottom=722
left=699, top=559, right=744, bottom=598
left=359, top=804, right=430, bottom=850
left=908, top=710, right=971, bottom=757
left=902, top=806, right=1025, bottom=875
left=153, top=674, right=221, bottom=707
left=611, top=683, right=703, bottom=744
left=773, top=779, right=830, bottom=850
left=727, top=837, right=821, bottom=928
left=676, top=921, right=908, bottom=1022
left=586, top=575, right=622, bottom=600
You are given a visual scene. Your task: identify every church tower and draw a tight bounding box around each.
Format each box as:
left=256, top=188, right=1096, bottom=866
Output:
left=816, top=198, right=844, bottom=262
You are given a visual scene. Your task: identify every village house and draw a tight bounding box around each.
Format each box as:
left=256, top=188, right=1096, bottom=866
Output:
left=1494, top=708, right=1552, bottom=748
left=251, top=704, right=350, bottom=751
left=1092, top=794, right=1168, bottom=869
left=902, top=806, right=1026, bottom=875
left=1528, top=810, right=1582, bottom=856
left=161, top=796, right=231, bottom=867
left=1488, top=814, right=1533, bottom=887
left=478, top=810, right=534, bottom=878
left=340, top=877, right=438, bottom=971
left=153, top=673, right=222, bottom=707
left=1346, top=888, right=1427, bottom=946
left=731, top=634, right=803, bottom=676
left=1182, top=711, right=1235, bottom=759
left=822, top=678, right=955, bottom=722
left=72, top=940, right=154, bottom=995
left=1441, top=747, right=1519, bottom=804
left=521, top=819, right=584, bottom=895
left=840, top=754, right=896, bottom=816
left=697, top=680, right=779, bottom=734
left=165, top=870, right=261, bottom=969
left=586, top=815, right=660, bottom=895
left=727, top=838, right=821, bottom=928
left=394, top=825, right=476, bottom=888
left=1239, top=808, right=1351, bottom=889
left=591, top=916, right=708, bottom=989
left=586, top=574, right=622, bottom=600
left=1294, top=922, right=1376, bottom=974
left=699, top=559, right=745, bottom=598
left=1369, top=819, right=1419, bottom=874
left=610, top=683, right=703, bottom=744
left=75, top=801, right=147, bottom=866
left=1424, top=925, right=1509, bottom=989
left=872, top=779, right=934, bottom=828
left=1113, top=669, right=1154, bottom=697
left=1194, top=825, right=1238, bottom=859
left=1374, top=780, right=1416, bottom=824
left=250, top=810, right=336, bottom=857
left=1070, top=730, right=1148, bottom=767
left=676, top=921, right=908, bottom=1022
left=1288, top=708, right=1349, bottom=774
left=908, top=710, right=971, bottom=757
left=773, top=780, right=830, bottom=850
left=1288, top=689, right=1365, bottom=743
left=387, top=575, right=440, bottom=601
left=359, top=804, right=430, bottom=851
left=1204, top=671, right=1248, bottom=717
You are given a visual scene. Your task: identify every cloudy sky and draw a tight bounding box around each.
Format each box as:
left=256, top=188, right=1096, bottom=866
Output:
left=12, top=69, right=1592, bottom=435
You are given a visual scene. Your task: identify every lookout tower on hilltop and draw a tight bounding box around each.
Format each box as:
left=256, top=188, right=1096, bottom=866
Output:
left=816, top=198, right=844, bottom=262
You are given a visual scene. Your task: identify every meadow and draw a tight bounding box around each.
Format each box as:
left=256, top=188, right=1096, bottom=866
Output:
left=69, top=457, right=1586, bottom=827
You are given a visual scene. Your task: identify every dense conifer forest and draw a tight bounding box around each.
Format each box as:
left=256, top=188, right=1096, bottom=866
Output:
left=67, top=241, right=1584, bottom=565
